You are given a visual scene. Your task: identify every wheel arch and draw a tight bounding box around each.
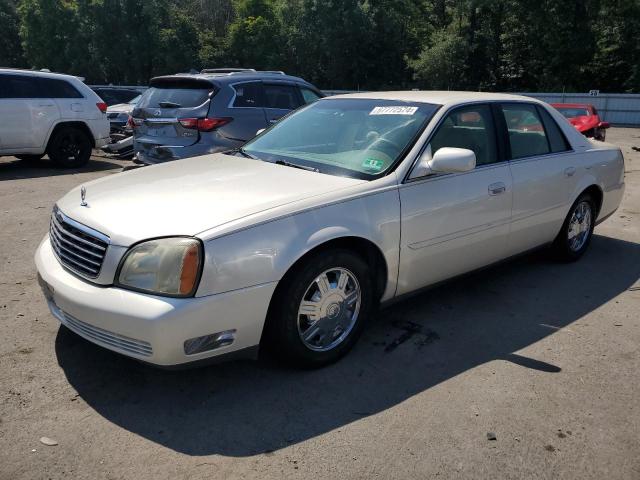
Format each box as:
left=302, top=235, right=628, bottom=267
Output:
left=260, top=235, right=389, bottom=346
left=576, top=183, right=604, bottom=218
left=278, top=235, right=389, bottom=302
left=46, top=121, right=96, bottom=150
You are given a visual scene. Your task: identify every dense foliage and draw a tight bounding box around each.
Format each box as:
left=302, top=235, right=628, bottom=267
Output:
left=1, top=0, right=638, bottom=92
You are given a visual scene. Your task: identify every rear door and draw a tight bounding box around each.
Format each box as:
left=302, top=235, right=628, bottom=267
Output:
left=132, top=78, right=215, bottom=154
left=0, top=73, right=59, bottom=150
left=40, top=77, right=86, bottom=119
left=223, top=81, right=268, bottom=141
left=263, top=82, right=303, bottom=125
left=501, top=102, right=577, bottom=255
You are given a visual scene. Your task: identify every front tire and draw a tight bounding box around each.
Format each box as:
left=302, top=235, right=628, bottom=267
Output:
left=552, top=194, right=596, bottom=261
left=264, top=249, right=376, bottom=367
left=47, top=127, right=92, bottom=168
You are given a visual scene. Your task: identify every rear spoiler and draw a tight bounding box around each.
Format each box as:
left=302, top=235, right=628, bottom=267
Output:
left=149, top=76, right=217, bottom=90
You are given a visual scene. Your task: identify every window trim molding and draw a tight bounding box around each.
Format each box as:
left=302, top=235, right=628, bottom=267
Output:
left=403, top=101, right=503, bottom=184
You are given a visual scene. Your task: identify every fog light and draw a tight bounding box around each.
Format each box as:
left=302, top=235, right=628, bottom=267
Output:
left=184, top=330, right=236, bottom=355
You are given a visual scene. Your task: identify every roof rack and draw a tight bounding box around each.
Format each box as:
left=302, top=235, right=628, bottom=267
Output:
left=200, top=68, right=287, bottom=76
left=201, top=68, right=256, bottom=74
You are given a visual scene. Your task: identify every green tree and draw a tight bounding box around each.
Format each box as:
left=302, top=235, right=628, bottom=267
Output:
left=0, top=0, right=25, bottom=67
left=410, top=28, right=466, bottom=89
left=224, top=0, right=285, bottom=69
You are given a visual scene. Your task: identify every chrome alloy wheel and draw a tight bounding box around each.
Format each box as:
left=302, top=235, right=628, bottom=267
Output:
left=567, top=201, right=592, bottom=252
left=297, top=267, right=362, bottom=352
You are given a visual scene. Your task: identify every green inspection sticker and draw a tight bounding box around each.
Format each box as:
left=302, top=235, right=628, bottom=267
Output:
left=362, top=157, right=385, bottom=171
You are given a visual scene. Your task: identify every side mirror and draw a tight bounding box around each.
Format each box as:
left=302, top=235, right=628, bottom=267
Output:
left=409, top=146, right=476, bottom=178
left=256, top=128, right=265, bottom=136
left=598, top=121, right=610, bottom=129
left=430, top=147, right=476, bottom=173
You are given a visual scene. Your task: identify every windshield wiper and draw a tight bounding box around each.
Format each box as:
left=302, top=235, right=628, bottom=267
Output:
left=275, top=159, right=319, bottom=173
left=235, top=147, right=258, bottom=159
left=158, top=101, right=182, bottom=108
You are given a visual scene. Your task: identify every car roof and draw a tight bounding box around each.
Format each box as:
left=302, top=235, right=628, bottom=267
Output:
left=0, top=68, right=83, bottom=82
left=150, top=71, right=314, bottom=87
left=326, top=90, right=543, bottom=106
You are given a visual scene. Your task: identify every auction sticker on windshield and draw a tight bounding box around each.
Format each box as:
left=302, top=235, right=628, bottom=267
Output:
left=370, top=106, right=418, bottom=115
left=362, top=157, right=385, bottom=171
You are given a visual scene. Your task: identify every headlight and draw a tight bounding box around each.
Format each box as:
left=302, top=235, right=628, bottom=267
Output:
left=117, top=237, right=203, bottom=297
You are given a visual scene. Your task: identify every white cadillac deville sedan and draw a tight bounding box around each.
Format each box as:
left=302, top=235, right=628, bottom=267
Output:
left=35, top=91, right=625, bottom=368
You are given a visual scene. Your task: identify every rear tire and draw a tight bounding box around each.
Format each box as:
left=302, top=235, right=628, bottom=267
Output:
left=16, top=154, right=45, bottom=162
left=264, top=249, right=376, bottom=368
left=552, top=193, right=596, bottom=261
left=47, top=127, right=92, bottom=168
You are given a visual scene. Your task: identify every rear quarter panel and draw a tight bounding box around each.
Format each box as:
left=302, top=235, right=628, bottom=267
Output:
left=576, top=143, right=625, bottom=220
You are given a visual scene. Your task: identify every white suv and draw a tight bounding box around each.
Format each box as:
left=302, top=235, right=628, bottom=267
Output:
left=0, top=69, right=110, bottom=167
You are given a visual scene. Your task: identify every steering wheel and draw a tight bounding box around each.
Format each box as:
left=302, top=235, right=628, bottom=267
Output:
left=368, top=137, right=402, bottom=157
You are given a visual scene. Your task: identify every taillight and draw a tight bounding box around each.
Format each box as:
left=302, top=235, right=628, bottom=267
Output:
left=96, top=102, right=108, bottom=113
left=128, top=117, right=143, bottom=129
left=178, top=117, right=232, bottom=132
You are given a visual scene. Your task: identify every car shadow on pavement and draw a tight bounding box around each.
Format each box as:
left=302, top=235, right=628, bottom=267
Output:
left=0, top=155, right=123, bottom=181
left=55, top=234, right=640, bottom=457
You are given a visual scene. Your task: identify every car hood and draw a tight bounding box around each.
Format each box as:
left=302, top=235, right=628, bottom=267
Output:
left=56, top=154, right=365, bottom=246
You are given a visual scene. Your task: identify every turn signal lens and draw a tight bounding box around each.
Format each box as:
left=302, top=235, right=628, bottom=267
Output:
left=180, top=242, right=200, bottom=295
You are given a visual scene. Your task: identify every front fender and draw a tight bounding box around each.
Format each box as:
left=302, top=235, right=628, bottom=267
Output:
left=196, top=189, right=401, bottom=300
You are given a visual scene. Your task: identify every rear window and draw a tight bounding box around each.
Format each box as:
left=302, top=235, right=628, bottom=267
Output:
left=137, top=81, right=214, bottom=109
left=557, top=107, right=590, bottom=118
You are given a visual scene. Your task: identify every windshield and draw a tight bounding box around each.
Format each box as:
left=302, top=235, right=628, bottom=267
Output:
left=128, top=94, right=141, bottom=105
left=242, top=98, right=439, bottom=179
left=557, top=107, right=590, bottom=118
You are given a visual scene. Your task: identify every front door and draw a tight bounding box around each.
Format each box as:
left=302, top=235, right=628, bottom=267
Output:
left=397, top=104, right=513, bottom=295
left=0, top=74, right=58, bottom=150
left=262, top=82, right=303, bottom=126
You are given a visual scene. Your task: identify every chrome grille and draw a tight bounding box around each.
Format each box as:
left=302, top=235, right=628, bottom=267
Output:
left=56, top=307, right=153, bottom=357
left=50, top=207, right=109, bottom=278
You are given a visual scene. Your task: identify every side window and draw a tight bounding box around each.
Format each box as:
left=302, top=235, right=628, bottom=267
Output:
left=232, top=82, right=263, bottom=108
left=429, top=104, right=498, bottom=166
left=538, top=107, right=571, bottom=153
left=39, top=78, right=83, bottom=99
left=0, top=74, right=40, bottom=98
left=264, top=84, right=301, bottom=110
left=501, top=104, right=550, bottom=159
left=300, top=87, right=321, bottom=104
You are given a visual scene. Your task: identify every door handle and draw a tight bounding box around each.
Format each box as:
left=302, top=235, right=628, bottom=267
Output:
left=488, top=182, right=506, bottom=195
left=564, top=166, right=576, bottom=177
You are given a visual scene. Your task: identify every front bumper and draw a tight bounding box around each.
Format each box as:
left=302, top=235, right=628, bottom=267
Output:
left=35, top=237, right=277, bottom=366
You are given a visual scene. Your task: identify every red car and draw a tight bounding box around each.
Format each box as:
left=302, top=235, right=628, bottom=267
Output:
left=551, top=103, right=610, bottom=141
